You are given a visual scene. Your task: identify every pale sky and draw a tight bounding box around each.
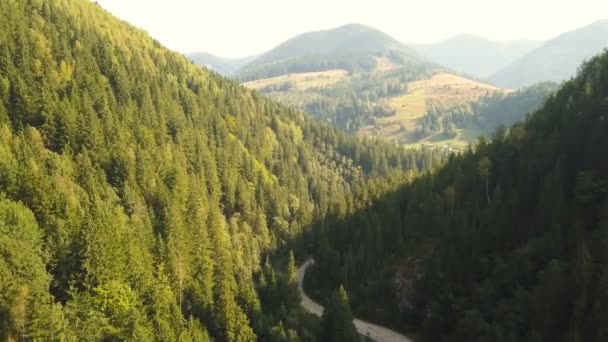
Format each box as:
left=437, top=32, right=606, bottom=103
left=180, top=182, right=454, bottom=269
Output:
left=95, top=0, right=608, bottom=58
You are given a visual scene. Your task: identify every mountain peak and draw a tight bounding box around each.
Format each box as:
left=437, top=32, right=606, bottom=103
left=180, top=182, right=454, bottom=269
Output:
left=334, top=22, right=376, bottom=31
left=234, top=24, right=428, bottom=81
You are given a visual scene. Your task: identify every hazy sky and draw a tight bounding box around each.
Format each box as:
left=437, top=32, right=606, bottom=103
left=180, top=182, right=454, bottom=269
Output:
left=95, top=0, right=608, bottom=58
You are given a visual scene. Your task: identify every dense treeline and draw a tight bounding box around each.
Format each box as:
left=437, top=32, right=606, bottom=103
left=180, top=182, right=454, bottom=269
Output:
left=305, top=51, right=608, bottom=341
left=420, top=82, right=557, bottom=138
left=0, top=1, right=439, bottom=340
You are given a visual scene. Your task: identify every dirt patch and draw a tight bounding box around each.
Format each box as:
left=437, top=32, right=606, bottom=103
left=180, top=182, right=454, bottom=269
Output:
left=375, top=56, right=400, bottom=72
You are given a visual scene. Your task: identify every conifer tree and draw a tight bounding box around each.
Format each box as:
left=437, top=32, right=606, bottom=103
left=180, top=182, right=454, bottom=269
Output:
left=319, top=286, right=359, bottom=342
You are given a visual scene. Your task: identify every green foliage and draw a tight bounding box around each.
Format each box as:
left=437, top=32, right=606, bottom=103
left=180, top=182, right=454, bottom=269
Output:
left=318, top=286, right=359, bottom=342
left=0, top=199, right=66, bottom=340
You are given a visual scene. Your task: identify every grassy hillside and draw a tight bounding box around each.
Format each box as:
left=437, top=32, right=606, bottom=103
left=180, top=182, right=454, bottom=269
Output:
left=490, top=20, right=608, bottom=88
left=306, top=49, right=608, bottom=342
left=413, top=35, right=540, bottom=78
left=235, top=23, right=431, bottom=81
left=0, top=1, right=440, bottom=340
left=359, top=73, right=508, bottom=147
left=418, top=82, right=557, bottom=143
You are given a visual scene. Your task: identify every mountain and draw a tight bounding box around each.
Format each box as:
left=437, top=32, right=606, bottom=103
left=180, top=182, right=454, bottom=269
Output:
left=305, top=50, right=608, bottom=341
left=412, top=34, right=541, bottom=78
left=235, top=23, right=431, bottom=81
left=235, top=25, right=551, bottom=149
left=0, top=1, right=437, bottom=340
left=188, top=52, right=257, bottom=75
left=490, top=19, right=608, bottom=88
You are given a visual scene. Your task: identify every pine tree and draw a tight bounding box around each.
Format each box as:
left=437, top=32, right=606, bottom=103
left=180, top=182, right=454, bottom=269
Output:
left=319, top=286, right=359, bottom=342
left=478, top=156, right=492, bottom=205
left=287, top=250, right=298, bottom=285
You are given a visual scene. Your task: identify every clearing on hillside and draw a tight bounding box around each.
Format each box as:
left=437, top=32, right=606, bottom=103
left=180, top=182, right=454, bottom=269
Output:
left=242, top=69, right=349, bottom=91
left=358, top=89, right=427, bottom=142
left=375, top=56, right=401, bottom=71
left=407, top=72, right=511, bottom=99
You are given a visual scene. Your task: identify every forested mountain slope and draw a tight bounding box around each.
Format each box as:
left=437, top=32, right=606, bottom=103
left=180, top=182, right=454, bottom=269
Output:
left=0, top=1, right=440, bottom=340
left=490, top=20, right=608, bottom=88
left=305, top=50, right=608, bottom=341
left=235, top=23, right=431, bottom=82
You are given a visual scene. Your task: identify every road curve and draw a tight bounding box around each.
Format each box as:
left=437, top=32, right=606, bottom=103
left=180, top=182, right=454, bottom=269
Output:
left=297, top=259, right=414, bottom=342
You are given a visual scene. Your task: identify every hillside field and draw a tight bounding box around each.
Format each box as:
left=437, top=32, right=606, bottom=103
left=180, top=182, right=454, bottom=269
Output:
left=365, top=73, right=510, bottom=147
left=244, top=70, right=511, bottom=149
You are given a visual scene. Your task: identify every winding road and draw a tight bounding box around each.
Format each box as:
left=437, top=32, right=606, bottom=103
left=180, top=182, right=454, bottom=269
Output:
left=297, top=259, right=414, bottom=342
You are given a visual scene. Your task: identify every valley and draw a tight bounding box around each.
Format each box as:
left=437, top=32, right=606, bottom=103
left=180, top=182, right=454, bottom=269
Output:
left=2, top=1, right=608, bottom=342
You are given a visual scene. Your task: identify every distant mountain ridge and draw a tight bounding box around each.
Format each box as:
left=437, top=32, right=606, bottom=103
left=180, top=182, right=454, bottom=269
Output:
left=188, top=52, right=257, bottom=75
left=234, top=23, right=432, bottom=81
left=489, top=19, right=608, bottom=88
left=412, top=34, right=541, bottom=78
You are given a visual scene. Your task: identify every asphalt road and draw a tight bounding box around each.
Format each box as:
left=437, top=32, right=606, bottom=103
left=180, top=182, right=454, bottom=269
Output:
left=297, top=259, right=414, bottom=342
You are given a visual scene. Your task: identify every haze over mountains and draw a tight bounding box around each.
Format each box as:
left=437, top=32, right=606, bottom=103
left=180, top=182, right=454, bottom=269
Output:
left=489, top=19, right=608, bottom=87
left=188, top=52, right=257, bottom=75
left=188, top=23, right=421, bottom=79
left=411, top=35, right=541, bottom=78
left=190, top=20, right=608, bottom=87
